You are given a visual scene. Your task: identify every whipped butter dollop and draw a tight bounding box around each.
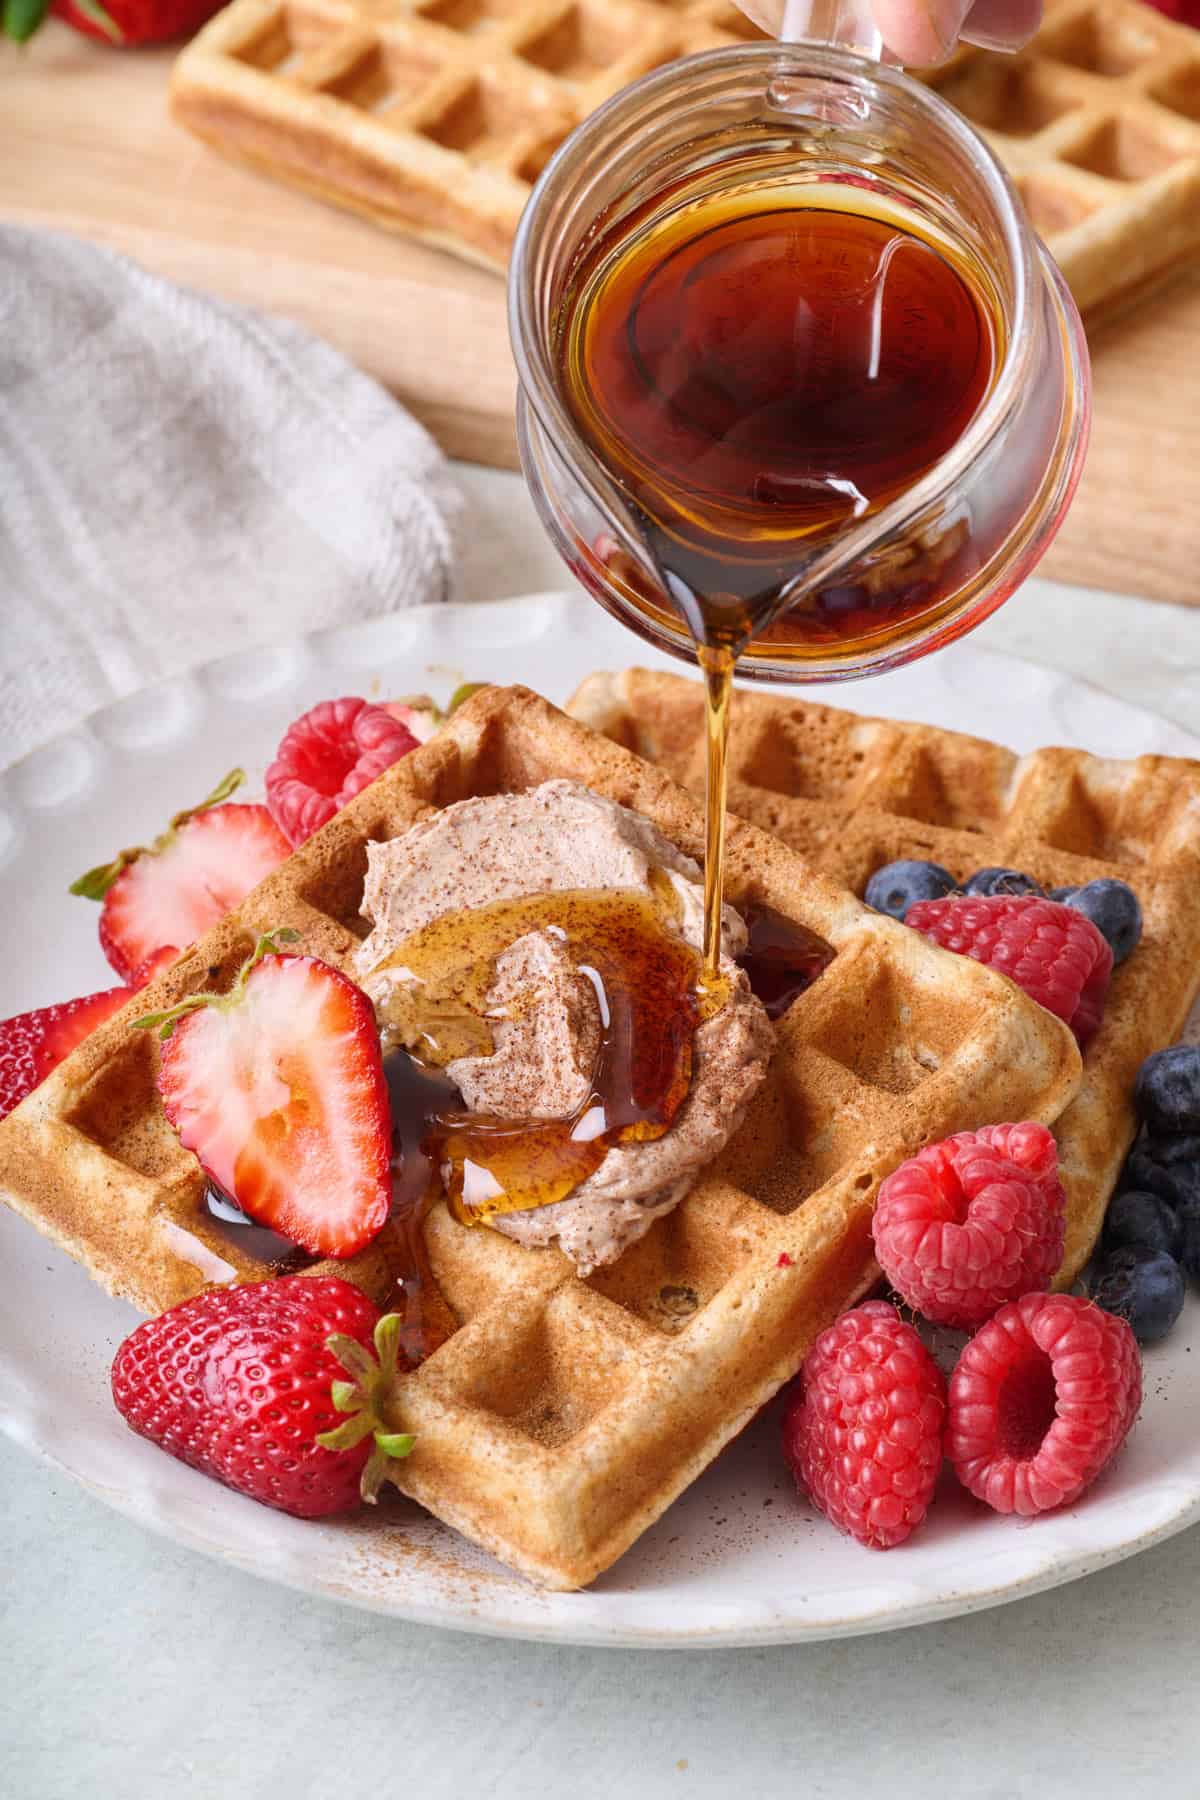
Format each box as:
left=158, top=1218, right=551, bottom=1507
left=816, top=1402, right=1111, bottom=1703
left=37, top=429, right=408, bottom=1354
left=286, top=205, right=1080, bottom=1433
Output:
left=356, top=780, right=774, bottom=1274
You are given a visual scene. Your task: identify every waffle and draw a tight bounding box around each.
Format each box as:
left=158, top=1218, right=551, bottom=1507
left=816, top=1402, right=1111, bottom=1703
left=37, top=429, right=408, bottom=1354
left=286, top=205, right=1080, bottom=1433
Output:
left=0, top=685, right=1080, bottom=1589
left=170, top=0, right=1200, bottom=310
left=925, top=0, right=1200, bottom=319
left=569, top=668, right=1200, bottom=1289
left=168, top=0, right=769, bottom=272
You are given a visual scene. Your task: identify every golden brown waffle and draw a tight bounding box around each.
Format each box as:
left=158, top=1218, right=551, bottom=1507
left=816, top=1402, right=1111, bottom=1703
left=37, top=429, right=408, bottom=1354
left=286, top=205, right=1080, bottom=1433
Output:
left=926, top=0, right=1200, bottom=319
left=568, top=668, right=1200, bottom=1289
left=170, top=0, right=1200, bottom=309
left=0, top=686, right=1079, bottom=1589
left=168, top=0, right=768, bottom=271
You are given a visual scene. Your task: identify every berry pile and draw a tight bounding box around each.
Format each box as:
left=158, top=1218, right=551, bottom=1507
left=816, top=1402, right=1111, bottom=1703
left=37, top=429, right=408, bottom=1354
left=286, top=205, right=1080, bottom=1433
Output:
left=783, top=1121, right=1143, bottom=1549
left=1088, top=1044, right=1200, bottom=1344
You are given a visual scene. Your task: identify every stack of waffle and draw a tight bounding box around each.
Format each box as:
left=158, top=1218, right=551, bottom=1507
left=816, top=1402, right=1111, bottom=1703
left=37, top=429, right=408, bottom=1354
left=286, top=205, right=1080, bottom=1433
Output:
left=171, top=0, right=1200, bottom=312
left=0, top=685, right=1080, bottom=1588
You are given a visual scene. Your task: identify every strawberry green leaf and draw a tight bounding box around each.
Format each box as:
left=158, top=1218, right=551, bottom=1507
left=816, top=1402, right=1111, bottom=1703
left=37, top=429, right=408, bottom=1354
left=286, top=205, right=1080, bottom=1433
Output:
left=317, top=1312, right=415, bottom=1499
left=70, top=769, right=247, bottom=899
left=70, top=848, right=141, bottom=901
left=3, top=0, right=50, bottom=42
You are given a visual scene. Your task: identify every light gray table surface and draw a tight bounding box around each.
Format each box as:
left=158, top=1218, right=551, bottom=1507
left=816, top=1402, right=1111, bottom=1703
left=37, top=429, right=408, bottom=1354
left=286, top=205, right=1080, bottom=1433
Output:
left=3, top=465, right=1199, bottom=1800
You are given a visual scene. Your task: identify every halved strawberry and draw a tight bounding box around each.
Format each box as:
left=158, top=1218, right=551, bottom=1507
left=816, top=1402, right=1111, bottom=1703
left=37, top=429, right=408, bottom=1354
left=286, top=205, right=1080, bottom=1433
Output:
left=72, top=771, right=291, bottom=983
left=138, top=933, right=392, bottom=1258
left=0, top=985, right=131, bottom=1119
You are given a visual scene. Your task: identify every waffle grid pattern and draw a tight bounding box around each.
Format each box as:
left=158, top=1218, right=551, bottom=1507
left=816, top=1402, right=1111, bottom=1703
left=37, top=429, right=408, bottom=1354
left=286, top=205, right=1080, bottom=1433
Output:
left=0, top=687, right=1078, bottom=1588
left=928, top=0, right=1200, bottom=316
left=568, top=668, right=1200, bottom=1289
left=169, top=0, right=768, bottom=267
left=172, top=0, right=1200, bottom=305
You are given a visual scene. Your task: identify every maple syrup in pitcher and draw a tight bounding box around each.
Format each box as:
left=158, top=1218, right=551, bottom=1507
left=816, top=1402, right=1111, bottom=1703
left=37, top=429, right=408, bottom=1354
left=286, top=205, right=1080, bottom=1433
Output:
left=556, top=184, right=1002, bottom=975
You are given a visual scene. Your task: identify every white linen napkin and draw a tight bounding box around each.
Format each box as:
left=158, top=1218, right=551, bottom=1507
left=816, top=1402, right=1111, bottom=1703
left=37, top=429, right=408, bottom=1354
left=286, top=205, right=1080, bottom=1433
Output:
left=0, top=226, right=462, bottom=769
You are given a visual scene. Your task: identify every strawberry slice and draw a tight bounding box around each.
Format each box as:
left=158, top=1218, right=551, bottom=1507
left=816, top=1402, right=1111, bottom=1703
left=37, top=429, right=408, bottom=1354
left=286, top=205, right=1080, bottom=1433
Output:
left=72, top=771, right=291, bottom=983
left=138, top=933, right=392, bottom=1259
left=0, top=985, right=131, bottom=1119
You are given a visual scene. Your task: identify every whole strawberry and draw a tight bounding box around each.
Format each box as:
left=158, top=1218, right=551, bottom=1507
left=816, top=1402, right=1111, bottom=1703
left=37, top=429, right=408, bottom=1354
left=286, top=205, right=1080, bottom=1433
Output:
left=3, top=0, right=222, bottom=43
left=112, top=1276, right=415, bottom=1518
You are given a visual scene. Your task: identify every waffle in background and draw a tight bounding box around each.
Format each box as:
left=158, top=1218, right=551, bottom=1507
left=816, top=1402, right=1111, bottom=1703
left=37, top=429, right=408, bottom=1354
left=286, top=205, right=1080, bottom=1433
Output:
left=168, top=0, right=770, bottom=271
left=567, top=668, right=1200, bottom=1288
left=0, top=686, right=1080, bottom=1589
left=924, top=0, right=1200, bottom=318
left=170, top=0, right=1200, bottom=309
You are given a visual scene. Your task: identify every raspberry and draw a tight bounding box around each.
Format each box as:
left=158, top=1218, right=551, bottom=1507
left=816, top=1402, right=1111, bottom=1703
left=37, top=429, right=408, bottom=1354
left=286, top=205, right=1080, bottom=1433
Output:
left=906, top=894, right=1112, bottom=1046
left=872, top=1122, right=1066, bottom=1328
left=946, top=1291, right=1141, bottom=1516
left=266, top=698, right=420, bottom=847
left=782, top=1300, right=946, bottom=1548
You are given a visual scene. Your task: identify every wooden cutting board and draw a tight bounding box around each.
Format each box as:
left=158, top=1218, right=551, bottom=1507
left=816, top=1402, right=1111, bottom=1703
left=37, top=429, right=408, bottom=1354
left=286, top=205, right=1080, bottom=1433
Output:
left=4, top=26, right=1200, bottom=612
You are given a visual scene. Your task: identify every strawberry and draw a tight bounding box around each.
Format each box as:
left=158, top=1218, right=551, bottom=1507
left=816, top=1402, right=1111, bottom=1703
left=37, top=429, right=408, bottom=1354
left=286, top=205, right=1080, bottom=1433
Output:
left=2, top=0, right=222, bottom=46
left=137, top=932, right=392, bottom=1259
left=382, top=695, right=442, bottom=744
left=0, top=985, right=130, bottom=1120
left=0, top=946, right=178, bottom=1120
left=71, top=770, right=291, bottom=984
left=112, top=1277, right=415, bottom=1519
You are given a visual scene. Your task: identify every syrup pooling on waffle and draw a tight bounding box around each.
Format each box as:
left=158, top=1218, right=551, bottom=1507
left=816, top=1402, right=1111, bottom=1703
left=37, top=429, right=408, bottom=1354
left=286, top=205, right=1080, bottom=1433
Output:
left=172, top=0, right=1200, bottom=309
left=568, top=668, right=1200, bottom=1286
left=0, top=687, right=1080, bottom=1588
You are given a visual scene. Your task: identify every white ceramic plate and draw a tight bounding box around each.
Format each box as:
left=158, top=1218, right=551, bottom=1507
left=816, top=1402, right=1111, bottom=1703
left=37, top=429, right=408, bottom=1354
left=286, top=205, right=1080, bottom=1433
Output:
left=2, top=587, right=1198, bottom=1648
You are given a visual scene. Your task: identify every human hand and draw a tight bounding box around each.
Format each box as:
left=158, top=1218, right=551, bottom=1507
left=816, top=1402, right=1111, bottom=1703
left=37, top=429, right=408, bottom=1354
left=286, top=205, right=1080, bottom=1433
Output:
left=871, top=0, right=1044, bottom=63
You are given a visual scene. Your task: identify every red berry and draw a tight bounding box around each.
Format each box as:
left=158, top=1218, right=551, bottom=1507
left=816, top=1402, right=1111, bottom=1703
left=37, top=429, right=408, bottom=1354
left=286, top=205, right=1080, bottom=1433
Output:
left=150, top=940, right=393, bottom=1259
left=266, top=698, right=420, bottom=847
left=906, top=894, right=1112, bottom=1046
left=73, top=772, right=290, bottom=983
left=112, top=1277, right=413, bottom=1518
left=782, top=1300, right=946, bottom=1548
left=872, top=1122, right=1066, bottom=1328
left=947, top=1291, right=1141, bottom=1516
left=48, top=0, right=223, bottom=46
left=0, top=985, right=131, bottom=1120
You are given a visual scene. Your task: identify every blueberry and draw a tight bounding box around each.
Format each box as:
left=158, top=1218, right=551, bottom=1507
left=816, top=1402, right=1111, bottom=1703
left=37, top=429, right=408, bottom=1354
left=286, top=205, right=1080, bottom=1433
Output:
left=1104, top=1189, right=1182, bottom=1259
left=1049, top=885, right=1079, bottom=904
left=1090, top=1246, right=1186, bottom=1344
left=1135, top=1046, right=1200, bottom=1135
left=962, top=867, right=1044, bottom=898
left=864, top=859, right=958, bottom=921
left=1064, top=878, right=1142, bottom=965
left=1124, top=1132, right=1200, bottom=1212
left=1178, top=1199, right=1200, bottom=1283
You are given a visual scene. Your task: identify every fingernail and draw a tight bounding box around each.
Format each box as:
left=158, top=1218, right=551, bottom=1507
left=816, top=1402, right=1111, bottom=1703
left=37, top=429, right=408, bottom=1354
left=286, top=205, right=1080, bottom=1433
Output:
left=922, top=0, right=971, bottom=57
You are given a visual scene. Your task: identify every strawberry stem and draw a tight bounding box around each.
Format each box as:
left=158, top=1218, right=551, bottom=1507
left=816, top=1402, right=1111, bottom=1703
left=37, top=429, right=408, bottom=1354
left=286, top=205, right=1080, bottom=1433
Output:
left=317, top=1312, right=415, bottom=1501
left=69, top=0, right=122, bottom=38
left=448, top=682, right=487, bottom=715
left=132, top=928, right=301, bottom=1039
left=70, top=769, right=247, bottom=901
